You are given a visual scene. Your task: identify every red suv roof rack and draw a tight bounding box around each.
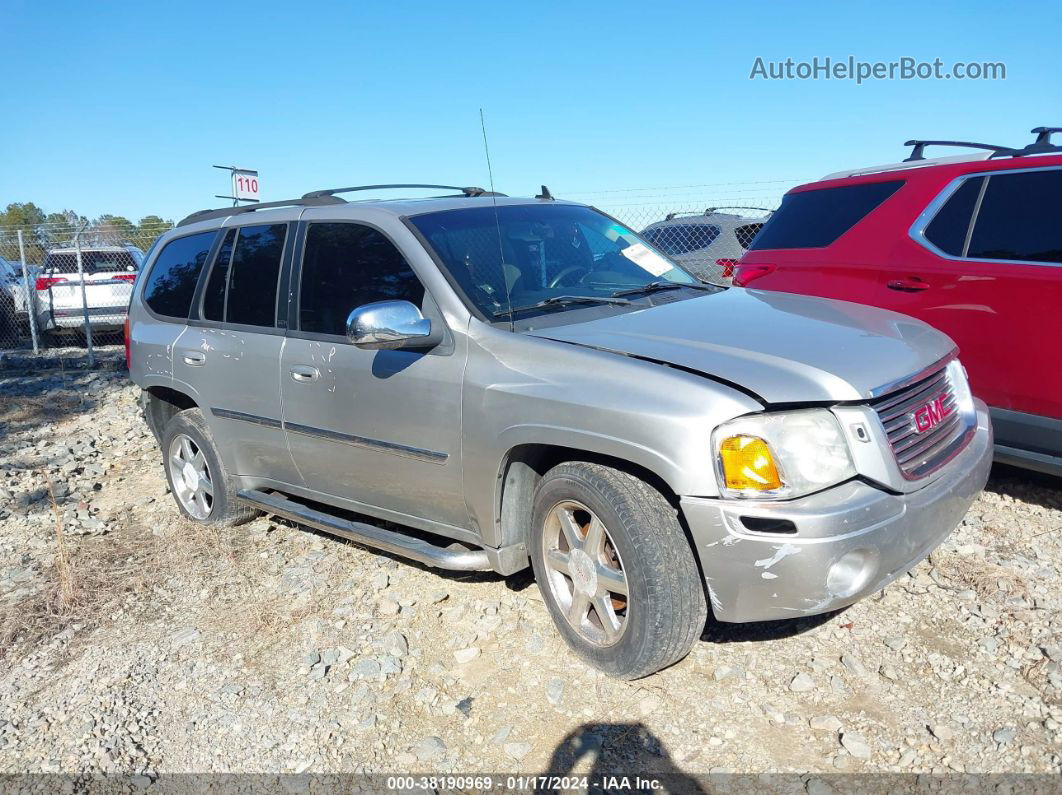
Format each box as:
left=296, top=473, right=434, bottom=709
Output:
left=904, top=126, right=1062, bottom=162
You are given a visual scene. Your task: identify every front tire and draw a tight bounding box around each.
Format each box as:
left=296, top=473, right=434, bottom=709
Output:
left=161, top=408, right=256, bottom=526
left=530, top=461, right=707, bottom=679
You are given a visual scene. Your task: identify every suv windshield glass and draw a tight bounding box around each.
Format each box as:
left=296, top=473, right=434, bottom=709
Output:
left=409, top=204, right=699, bottom=320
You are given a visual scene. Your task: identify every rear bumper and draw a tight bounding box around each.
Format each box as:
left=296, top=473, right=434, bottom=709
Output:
left=37, top=305, right=129, bottom=330
left=682, top=400, right=992, bottom=622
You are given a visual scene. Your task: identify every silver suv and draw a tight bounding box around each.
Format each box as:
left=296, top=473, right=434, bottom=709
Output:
left=128, top=185, right=992, bottom=679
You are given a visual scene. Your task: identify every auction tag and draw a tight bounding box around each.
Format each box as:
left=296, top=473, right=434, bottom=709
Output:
left=620, top=243, right=672, bottom=277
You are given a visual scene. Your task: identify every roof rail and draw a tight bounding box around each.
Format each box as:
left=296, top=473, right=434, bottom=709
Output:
left=664, top=206, right=774, bottom=221
left=302, top=184, right=504, bottom=199
left=177, top=195, right=345, bottom=227
left=903, top=139, right=1017, bottom=162
left=704, top=206, right=774, bottom=215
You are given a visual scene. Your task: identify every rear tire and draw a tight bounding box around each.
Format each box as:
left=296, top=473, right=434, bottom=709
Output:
left=161, top=408, right=257, bottom=527
left=530, top=461, right=707, bottom=679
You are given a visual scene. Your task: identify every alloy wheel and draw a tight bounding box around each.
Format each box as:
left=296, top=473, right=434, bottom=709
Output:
left=541, top=500, right=629, bottom=647
left=168, top=433, right=214, bottom=520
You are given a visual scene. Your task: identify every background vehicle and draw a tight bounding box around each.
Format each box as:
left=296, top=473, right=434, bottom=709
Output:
left=0, top=255, right=25, bottom=342
left=736, top=127, right=1062, bottom=477
left=128, top=185, right=991, bottom=678
left=35, top=244, right=142, bottom=337
left=641, top=207, right=770, bottom=284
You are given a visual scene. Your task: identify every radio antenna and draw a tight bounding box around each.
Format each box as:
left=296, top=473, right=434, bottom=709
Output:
left=480, top=108, right=514, bottom=331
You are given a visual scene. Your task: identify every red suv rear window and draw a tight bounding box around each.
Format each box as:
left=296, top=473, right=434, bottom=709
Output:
left=748, top=180, right=903, bottom=250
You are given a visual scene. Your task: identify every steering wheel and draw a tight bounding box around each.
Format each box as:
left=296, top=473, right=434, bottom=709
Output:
left=548, top=266, right=590, bottom=289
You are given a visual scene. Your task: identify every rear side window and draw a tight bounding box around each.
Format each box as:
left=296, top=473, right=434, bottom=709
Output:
left=734, top=223, right=763, bottom=249
left=225, top=224, right=287, bottom=327
left=142, top=232, right=216, bottom=319
left=202, top=229, right=235, bottom=322
left=299, top=223, right=424, bottom=336
left=749, top=180, right=904, bottom=250
left=924, top=177, right=985, bottom=256
left=966, top=170, right=1062, bottom=263
left=644, top=224, right=720, bottom=255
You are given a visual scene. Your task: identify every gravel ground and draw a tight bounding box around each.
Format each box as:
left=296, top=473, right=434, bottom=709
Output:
left=1, top=355, right=1060, bottom=779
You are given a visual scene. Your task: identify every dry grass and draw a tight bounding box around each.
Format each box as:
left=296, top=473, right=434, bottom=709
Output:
left=934, top=553, right=1030, bottom=604
left=0, top=473, right=161, bottom=659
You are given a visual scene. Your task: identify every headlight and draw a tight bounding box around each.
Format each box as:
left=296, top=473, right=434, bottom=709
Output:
left=713, top=409, right=856, bottom=499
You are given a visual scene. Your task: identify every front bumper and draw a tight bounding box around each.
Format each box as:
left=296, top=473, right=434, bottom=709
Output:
left=682, top=399, right=992, bottom=622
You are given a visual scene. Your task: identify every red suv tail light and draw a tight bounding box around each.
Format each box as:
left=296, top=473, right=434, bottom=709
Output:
left=35, top=276, right=66, bottom=290
left=716, top=258, right=740, bottom=278
left=114, top=273, right=137, bottom=283
left=733, top=263, right=776, bottom=287
left=124, top=316, right=132, bottom=370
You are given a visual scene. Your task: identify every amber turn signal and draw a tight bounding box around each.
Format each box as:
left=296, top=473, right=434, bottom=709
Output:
left=718, top=435, right=783, bottom=492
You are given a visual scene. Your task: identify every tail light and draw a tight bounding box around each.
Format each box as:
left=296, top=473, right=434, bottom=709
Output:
left=123, top=316, right=132, bottom=370
left=114, top=273, right=137, bottom=283
left=733, top=264, right=776, bottom=288
left=716, top=258, right=740, bottom=279
left=35, top=276, right=66, bottom=290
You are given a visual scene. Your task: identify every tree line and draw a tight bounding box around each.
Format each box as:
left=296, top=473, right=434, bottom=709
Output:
left=0, top=202, right=175, bottom=265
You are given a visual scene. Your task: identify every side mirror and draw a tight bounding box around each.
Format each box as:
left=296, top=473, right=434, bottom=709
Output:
left=346, top=300, right=434, bottom=350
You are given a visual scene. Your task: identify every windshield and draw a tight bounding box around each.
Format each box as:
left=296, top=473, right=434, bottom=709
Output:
left=409, top=204, right=700, bottom=321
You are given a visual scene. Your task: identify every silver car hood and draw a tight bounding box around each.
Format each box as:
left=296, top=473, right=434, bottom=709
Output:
left=529, top=288, right=956, bottom=404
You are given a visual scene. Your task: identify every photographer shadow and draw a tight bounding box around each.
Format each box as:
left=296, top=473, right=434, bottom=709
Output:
left=542, top=722, right=705, bottom=794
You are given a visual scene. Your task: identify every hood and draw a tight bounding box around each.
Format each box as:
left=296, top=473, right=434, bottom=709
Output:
left=528, top=288, right=955, bottom=404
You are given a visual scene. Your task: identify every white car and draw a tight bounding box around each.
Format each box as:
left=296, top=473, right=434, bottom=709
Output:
left=641, top=207, right=770, bottom=284
left=34, top=245, right=143, bottom=336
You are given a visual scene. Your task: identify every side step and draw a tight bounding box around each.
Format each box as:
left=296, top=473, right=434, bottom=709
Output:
left=236, top=489, right=493, bottom=571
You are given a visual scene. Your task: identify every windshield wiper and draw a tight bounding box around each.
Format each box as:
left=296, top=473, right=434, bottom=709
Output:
left=610, top=280, right=716, bottom=298
left=492, top=295, right=632, bottom=317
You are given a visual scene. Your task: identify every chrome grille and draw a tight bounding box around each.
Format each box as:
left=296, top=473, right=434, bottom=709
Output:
left=868, top=364, right=969, bottom=479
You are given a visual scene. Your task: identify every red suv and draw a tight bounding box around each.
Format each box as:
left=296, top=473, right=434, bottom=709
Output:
left=735, top=127, right=1062, bottom=476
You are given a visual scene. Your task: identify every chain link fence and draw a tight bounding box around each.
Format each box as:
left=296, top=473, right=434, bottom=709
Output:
left=0, top=220, right=172, bottom=365
left=602, top=203, right=775, bottom=284
left=0, top=186, right=788, bottom=367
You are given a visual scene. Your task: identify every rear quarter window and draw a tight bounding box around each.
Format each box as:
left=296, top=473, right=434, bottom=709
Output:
left=142, top=232, right=217, bottom=319
left=749, top=180, right=904, bottom=250
left=923, top=176, right=985, bottom=256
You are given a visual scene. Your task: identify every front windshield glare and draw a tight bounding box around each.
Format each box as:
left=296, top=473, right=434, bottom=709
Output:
left=409, top=204, right=698, bottom=319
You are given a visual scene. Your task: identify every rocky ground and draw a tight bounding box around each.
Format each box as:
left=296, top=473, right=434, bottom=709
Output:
left=0, top=348, right=1060, bottom=781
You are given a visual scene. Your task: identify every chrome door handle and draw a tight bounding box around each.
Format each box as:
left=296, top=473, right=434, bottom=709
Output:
left=182, top=352, right=207, bottom=366
left=290, top=365, right=320, bottom=382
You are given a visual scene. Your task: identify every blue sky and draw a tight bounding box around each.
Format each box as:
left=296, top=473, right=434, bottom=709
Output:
left=3, top=0, right=1058, bottom=222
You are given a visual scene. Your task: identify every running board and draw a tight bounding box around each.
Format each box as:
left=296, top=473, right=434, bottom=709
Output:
left=236, top=489, right=493, bottom=571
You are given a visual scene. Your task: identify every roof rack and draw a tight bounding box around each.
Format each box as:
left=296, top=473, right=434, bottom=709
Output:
left=178, top=183, right=508, bottom=227
left=302, top=184, right=504, bottom=199
left=903, top=139, right=1017, bottom=162
left=1019, top=126, right=1062, bottom=155
left=664, top=206, right=774, bottom=221
left=903, top=127, right=1062, bottom=162
left=177, top=195, right=345, bottom=227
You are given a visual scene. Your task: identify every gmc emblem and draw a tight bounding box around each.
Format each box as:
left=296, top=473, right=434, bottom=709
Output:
left=911, top=394, right=953, bottom=433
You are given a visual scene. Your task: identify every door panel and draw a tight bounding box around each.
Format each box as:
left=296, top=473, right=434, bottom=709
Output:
left=875, top=260, right=1059, bottom=416
left=173, top=222, right=299, bottom=483
left=280, top=338, right=468, bottom=527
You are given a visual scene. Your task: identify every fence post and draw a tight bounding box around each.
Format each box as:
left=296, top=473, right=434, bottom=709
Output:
left=17, top=230, right=40, bottom=355
left=73, top=223, right=95, bottom=367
